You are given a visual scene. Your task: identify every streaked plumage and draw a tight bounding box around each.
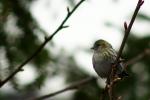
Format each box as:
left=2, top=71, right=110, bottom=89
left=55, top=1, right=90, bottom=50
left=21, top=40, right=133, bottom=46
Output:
left=92, top=39, right=128, bottom=78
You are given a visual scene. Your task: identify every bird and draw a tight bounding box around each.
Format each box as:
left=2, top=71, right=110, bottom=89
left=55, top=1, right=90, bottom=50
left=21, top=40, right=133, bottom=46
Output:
left=91, top=39, right=128, bottom=82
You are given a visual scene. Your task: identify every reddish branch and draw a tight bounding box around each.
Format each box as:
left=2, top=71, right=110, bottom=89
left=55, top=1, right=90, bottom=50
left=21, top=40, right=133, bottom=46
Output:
left=105, top=0, right=144, bottom=100
left=115, top=0, right=144, bottom=64
left=0, top=0, right=85, bottom=87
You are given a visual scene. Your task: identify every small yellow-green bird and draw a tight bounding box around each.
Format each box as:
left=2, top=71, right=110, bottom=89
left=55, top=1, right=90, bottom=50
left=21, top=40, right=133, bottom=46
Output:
left=91, top=39, right=128, bottom=80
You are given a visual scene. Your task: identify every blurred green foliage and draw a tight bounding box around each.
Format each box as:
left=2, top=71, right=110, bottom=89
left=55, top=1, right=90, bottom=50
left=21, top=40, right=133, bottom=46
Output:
left=0, top=0, right=52, bottom=99
left=0, top=0, right=150, bottom=100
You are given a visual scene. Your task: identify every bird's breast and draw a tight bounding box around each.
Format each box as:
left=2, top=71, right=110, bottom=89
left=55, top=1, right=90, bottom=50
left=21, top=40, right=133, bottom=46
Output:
left=92, top=53, right=112, bottom=78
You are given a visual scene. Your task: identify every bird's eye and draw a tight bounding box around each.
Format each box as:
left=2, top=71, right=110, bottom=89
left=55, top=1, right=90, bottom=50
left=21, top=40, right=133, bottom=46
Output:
left=94, top=44, right=100, bottom=49
left=96, top=44, right=101, bottom=47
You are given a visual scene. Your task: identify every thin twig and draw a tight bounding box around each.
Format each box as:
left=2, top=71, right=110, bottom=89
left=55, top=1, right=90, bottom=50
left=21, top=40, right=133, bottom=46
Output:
left=30, top=77, right=96, bottom=100
left=115, top=0, right=144, bottom=64
left=0, top=0, right=85, bottom=88
left=107, top=0, right=144, bottom=100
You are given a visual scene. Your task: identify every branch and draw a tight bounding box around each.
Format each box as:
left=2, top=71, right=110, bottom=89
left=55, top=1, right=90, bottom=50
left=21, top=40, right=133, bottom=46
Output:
left=30, top=77, right=96, bottom=100
left=0, top=0, right=85, bottom=88
left=115, top=0, right=144, bottom=64
left=106, top=0, right=144, bottom=100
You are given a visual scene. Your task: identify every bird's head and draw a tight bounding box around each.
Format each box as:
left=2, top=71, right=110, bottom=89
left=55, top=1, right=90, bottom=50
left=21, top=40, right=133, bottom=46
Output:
left=91, top=39, right=112, bottom=51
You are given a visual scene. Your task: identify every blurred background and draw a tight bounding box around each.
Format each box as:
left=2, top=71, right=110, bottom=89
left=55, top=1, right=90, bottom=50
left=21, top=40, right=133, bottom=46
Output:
left=0, top=0, right=150, bottom=100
